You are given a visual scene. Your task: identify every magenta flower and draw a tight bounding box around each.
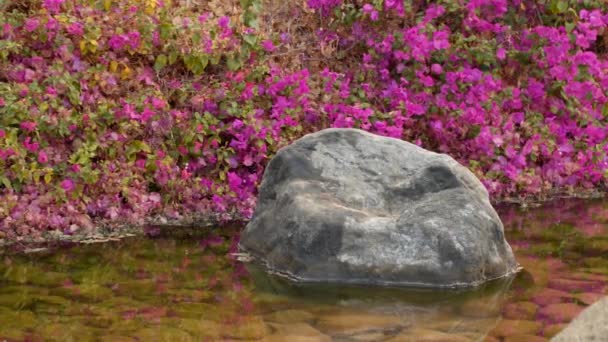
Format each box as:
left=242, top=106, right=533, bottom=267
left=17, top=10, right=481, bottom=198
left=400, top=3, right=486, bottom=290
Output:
left=261, top=39, right=275, bottom=52
left=362, top=5, right=379, bottom=20
left=218, top=16, right=230, bottom=29
left=496, top=48, right=506, bottom=60
left=431, top=63, right=443, bottom=74
left=198, top=13, right=210, bottom=24
left=108, top=34, right=127, bottom=51
left=37, top=151, right=48, bottom=164
left=66, top=22, right=84, bottom=36
left=61, top=179, right=75, bottom=192
left=20, top=121, right=37, bottom=132
left=127, top=31, right=141, bottom=49
left=42, top=0, right=65, bottom=13
left=24, top=18, right=39, bottom=32
left=23, top=137, right=40, bottom=153
left=46, top=18, right=59, bottom=31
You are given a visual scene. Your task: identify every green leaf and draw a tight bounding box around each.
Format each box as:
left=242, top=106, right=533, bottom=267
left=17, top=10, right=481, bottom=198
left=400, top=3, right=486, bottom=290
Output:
left=556, top=0, right=568, bottom=13
left=226, top=57, right=242, bottom=71
left=168, top=51, right=178, bottom=65
left=0, top=176, right=12, bottom=190
left=565, top=22, right=576, bottom=33
left=243, top=34, right=257, bottom=46
left=159, top=23, right=172, bottom=40
left=467, top=125, right=481, bottom=139
left=154, top=54, right=167, bottom=71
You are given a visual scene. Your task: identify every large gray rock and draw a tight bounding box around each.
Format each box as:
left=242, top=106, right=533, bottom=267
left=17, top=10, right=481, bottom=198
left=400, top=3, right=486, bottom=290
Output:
left=239, top=128, right=519, bottom=288
left=552, top=296, right=608, bottom=342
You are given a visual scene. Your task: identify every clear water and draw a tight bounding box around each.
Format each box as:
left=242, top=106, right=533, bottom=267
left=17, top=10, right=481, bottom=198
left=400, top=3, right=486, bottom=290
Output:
left=0, top=199, right=606, bottom=341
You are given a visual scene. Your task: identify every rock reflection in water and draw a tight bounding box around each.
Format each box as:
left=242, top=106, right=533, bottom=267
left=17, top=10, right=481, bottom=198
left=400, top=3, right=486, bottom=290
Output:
left=248, top=264, right=514, bottom=341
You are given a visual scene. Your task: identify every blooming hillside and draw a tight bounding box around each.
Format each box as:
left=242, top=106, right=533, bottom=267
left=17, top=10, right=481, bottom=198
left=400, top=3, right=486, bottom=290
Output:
left=1, top=0, right=608, bottom=237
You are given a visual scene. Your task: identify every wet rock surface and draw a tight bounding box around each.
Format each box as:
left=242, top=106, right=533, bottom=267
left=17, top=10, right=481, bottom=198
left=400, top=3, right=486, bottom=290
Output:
left=240, top=128, right=518, bottom=287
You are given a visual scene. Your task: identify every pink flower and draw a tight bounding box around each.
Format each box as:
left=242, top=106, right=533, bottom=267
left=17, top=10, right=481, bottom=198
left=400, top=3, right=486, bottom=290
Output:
left=20, top=121, right=37, bottom=132
left=24, top=18, right=39, bottom=32
left=363, top=3, right=380, bottom=21
left=67, top=22, right=84, bottom=36
left=71, top=164, right=81, bottom=173
left=152, top=31, right=161, bottom=46
left=151, top=97, right=165, bottom=109
left=46, top=86, right=58, bottom=97
left=227, top=172, right=242, bottom=192
left=431, top=63, right=443, bottom=74
left=218, top=16, right=230, bottom=29
left=261, top=40, right=275, bottom=52
left=127, top=31, right=141, bottom=49
left=43, top=0, right=65, bottom=13
left=46, top=18, right=59, bottom=31
left=212, top=194, right=226, bottom=212
left=232, top=119, right=244, bottom=129
left=198, top=13, right=210, bottom=24
left=37, top=151, right=48, bottom=164
left=496, top=48, right=506, bottom=60
left=108, top=34, right=127, bottom=51
left=0, top=129, right=5, bottom=139
left=0, top=97, right=5, bottom=106
left=61, top=179, right=75, bottom=192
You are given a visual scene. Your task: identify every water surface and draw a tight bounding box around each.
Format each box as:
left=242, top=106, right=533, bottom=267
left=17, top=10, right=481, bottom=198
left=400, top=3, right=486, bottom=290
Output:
left=0, top=199, right=606, bottom=341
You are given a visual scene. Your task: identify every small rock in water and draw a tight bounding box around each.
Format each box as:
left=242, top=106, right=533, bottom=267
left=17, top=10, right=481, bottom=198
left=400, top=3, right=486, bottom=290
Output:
left=240, top=128, right=519, bottom=287
left=552, top=296, right=608, bottom=341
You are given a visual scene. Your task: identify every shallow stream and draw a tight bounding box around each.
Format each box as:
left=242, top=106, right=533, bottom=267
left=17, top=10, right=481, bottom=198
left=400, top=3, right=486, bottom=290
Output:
left=0, top=198, right=607, bottom=341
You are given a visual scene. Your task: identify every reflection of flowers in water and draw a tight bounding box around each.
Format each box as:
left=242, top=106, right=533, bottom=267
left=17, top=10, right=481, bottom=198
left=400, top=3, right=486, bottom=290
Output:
left=199, top=235, right=225, bottom=250
left=499, top=198, right=608, bottom=237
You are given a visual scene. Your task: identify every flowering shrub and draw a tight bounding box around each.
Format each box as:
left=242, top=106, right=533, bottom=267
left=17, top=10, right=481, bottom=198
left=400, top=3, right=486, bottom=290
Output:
left=1, top=0, right=608, bottom=237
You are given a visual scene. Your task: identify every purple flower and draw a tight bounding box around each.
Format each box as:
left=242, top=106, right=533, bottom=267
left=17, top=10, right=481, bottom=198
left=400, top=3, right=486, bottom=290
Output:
left=280, top=32, right=290, bottom=44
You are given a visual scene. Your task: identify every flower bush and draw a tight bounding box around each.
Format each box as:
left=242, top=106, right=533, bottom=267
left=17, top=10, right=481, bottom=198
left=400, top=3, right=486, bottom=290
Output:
left=1, top=0, right=608, bottom=237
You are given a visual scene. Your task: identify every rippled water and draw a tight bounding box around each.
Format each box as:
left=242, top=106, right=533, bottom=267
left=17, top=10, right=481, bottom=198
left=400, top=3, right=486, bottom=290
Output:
left=0, top=199, right=606, bottom=341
